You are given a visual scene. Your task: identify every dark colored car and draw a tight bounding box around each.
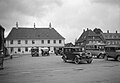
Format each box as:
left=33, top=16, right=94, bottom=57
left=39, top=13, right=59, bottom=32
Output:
left=31, top=47, right=39, bottom=57
left=61, top=47, right=93, bottom=64
left=41, top=48, right=50, bottom=56
left=104, top=45, right=120, bottom=61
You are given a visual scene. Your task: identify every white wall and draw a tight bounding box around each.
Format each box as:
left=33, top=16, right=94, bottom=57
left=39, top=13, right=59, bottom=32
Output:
left=6, top=39, right=65, bottom=54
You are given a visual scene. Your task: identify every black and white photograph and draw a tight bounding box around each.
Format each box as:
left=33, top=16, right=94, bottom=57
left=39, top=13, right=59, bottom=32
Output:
left=0, top=0, right=120, bottom=83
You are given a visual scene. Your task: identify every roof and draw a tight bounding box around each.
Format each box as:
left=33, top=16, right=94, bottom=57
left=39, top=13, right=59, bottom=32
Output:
left=86, top=43, right=106, bottom=46
left=0, top=25, right=5, bottom=31
left=6, top=27, right=65, bottom=40
left=103, top=33, right=120, bottom=40
left=76, top=29, right=104, bottom=43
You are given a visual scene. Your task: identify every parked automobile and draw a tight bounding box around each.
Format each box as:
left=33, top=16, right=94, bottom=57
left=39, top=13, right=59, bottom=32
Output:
left=31, top=47, right=39, bottom=57
left=61, top=47, right=93, bottom=64
left=104, top=45, right=120, bottom=61
left=41, top=47, right=50, bottom=56
left=87, top=50, right=105, bottom=58
left=54, top=47, right=63, bottom=56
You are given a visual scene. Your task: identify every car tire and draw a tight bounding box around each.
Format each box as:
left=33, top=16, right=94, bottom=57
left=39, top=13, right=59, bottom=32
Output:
left=74, top=57, right=80, bottom=64
left=117, top=56, right=120, bottom=62
left=62, top=55, right=67, bottom=62
left=104, top=55, right=108, bottom=61
left=97, top=54, right=103, bottom=59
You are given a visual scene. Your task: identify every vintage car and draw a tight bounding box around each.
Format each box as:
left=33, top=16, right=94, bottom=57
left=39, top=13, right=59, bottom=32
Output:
left=87, top=50, right=105, bottom=59
left=61, top=47, right=93, bottom=64
left=31, top=47, right=39, bottom=57
left=41, top=47, right=50, bottom=56
left=54, top=47, right=63, bottom=56
left=104, top=45, right=120, bottom=61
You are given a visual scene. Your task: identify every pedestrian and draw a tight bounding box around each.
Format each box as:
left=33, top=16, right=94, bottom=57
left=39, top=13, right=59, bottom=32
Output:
left=10, top=53, right=13, bottom=59
left=0, top=50, right=4, bottom=70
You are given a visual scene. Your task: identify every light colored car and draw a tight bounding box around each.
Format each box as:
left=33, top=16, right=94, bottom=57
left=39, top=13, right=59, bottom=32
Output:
left=104, top=45, right=120, bottom=61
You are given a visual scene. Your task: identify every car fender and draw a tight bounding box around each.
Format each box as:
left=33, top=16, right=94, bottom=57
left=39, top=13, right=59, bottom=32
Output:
left=75, top=55, right=80, bottom=58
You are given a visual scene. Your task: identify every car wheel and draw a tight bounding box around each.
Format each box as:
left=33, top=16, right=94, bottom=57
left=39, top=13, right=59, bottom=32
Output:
left=74, top=57, right=80, bottom=64
left=97, top=54, right=103, bottom=59
left=104, top=55, right=108, bottom=61
left=117, top=56, right=120, bottom=62
left=87, top=58, right=93, bottom=64
left=62, top=55, right=67, bottom=62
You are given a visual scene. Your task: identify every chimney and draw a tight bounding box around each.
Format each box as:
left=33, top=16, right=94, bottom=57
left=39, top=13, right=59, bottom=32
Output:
left=83, top=29, right=85, bottom=32
left=107, top=30, right=109, bottom=33
left=34, top=23, right=35, bottom=29
left=116, top=30, right=117, bottom=33
left=16, top=22, right=18, bottom=28
left=49, top=22, right=52, bottom=29
left=87, top=28, right=89, bottom=31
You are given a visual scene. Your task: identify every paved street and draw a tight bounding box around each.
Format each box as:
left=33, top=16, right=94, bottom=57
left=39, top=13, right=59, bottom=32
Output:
left=0, top=54, right=120, bottom=83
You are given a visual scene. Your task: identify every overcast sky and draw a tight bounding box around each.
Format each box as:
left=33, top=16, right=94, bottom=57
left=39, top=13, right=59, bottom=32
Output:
left=0, top=0, right=120, bottom=43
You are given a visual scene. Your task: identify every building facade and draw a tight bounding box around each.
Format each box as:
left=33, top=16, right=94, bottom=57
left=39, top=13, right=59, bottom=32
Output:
left=103, top=30, right=120, bottom=45
left=6, top=23, right=65, bottom=54
left=75, top=28, right=106, bottom=50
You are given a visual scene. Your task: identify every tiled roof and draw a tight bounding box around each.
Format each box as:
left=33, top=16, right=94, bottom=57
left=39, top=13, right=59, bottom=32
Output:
left=77, top=29, right=98, bottom=42
left=103, top=33, right=120, bottom=39
left=76, top=29, right=106, bottom=43
left=6, top=27, right=65, bottom=40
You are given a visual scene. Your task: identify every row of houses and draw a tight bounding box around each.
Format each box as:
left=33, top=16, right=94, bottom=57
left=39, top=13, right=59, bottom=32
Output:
left=1, top=23, right=120, bottom=55
left=75, top=28, right=120, bottom=50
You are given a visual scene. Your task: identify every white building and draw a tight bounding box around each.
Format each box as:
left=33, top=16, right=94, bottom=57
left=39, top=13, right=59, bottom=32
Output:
left=6, top=23, right=65, bottom=54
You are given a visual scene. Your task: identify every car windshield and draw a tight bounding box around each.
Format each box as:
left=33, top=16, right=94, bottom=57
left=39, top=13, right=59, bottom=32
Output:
left=73, top=48, right=82, bottom=52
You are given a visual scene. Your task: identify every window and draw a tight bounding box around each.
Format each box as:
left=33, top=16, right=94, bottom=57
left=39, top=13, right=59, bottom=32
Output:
left=59, top=40, right=62, bottom=44
left=25, top=47, right=28, bottom=52
left=41, top=40, right=44, bottom=44
left=18, top=40, right=21, bottom=44
left=11, top=47, right=13, bottom=53
left=32, top=40, right=35, bottom=44
left=53, top=40, right=56, bottom=44
left=48, top=40, right=50, bottom=44
left=18, top=48, right=21, bottom=52
left=114, top=36, right=116, bottom=38
left=25, top=40, right=28, bottom=44
left=10, top=40, right=13, bottom=44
